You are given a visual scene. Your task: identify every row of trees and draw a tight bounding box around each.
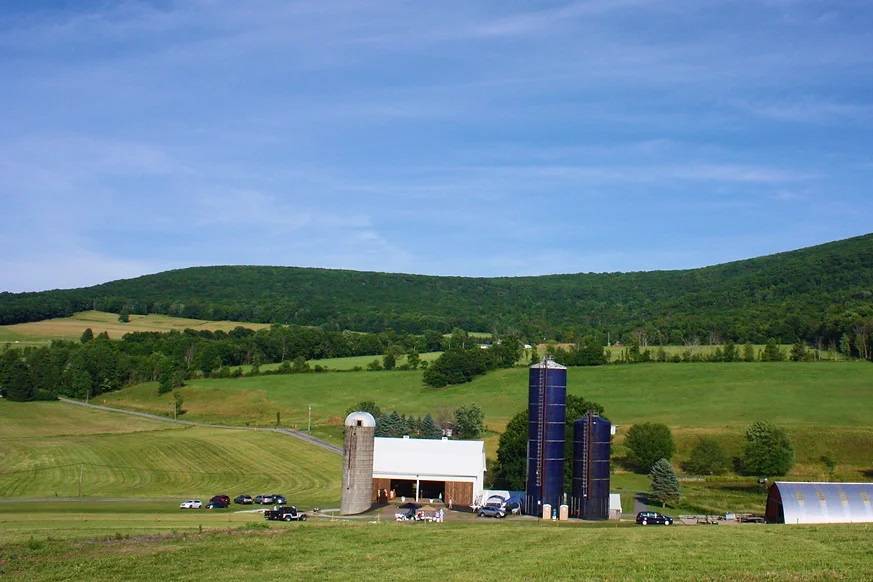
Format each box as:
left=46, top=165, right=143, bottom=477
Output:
left=423, top=333, right=521, bottom=388
left=344, top=401, right=485, bottom=440
left=0, top=323, right=447, bottom=402
left=624, top=421, right=795, bottom=477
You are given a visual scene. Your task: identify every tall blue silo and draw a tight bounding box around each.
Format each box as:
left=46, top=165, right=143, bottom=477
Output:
left=570, top=411, right=612, bottom=520
left=525, top=358, right=567, bottom=516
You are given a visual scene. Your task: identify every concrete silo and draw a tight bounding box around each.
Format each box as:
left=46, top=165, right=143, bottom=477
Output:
left=341, top=411, right=376, bottom=515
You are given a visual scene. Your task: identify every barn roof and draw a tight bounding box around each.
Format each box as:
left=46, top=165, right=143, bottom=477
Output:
left=769, top=482, right=873, bottom=524
left=373, top=437, right=486, bottom=479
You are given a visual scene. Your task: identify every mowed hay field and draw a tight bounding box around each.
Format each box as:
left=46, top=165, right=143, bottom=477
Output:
left=0, top=400, right=341, bottom=542
left=0, top=310, right=269, bottom=345
left=102, top=362, right=873, bottom=474
left=3, top=520, right=872, bottom=581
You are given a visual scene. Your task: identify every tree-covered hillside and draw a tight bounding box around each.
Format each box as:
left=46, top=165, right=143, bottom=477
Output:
left=2, top=233, right=873, bottom=346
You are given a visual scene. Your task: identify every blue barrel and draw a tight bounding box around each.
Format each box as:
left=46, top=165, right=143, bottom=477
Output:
left=570, top=412, right=612, bottom=520
left=525, top=358, right=566, bottom=516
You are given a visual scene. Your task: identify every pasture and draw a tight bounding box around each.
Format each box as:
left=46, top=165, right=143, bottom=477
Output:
left=3, top=520, right=872, bottom=581
left=101, top=362, right=873, bottom=477
left=0, top=310, right=269, bottom=344
left=0, top=400, right=341, bottom=543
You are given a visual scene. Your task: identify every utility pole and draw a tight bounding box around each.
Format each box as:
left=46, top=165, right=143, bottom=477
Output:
left=308, top=405, right=312, bottom=433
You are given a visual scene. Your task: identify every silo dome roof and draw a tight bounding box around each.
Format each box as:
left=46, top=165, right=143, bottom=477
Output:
left=530, top=357, right=567, bottom=370
left=344, top=411, right=376, bottom=427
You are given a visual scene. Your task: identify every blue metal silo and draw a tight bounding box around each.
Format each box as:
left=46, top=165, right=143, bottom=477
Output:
left=570, top=411, right=612, bottom=520
left=524, top=358, right=566, bottom=516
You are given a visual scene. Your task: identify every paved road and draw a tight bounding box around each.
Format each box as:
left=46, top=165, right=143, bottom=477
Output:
left=58, top=397, right=342, bottom=455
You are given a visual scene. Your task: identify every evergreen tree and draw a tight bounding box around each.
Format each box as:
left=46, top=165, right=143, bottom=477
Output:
left=378, top=411, right=404, bottom=437
left=723, top=341, right=738, bottom=362
left=80, top=328, right=94, bottom=344
left=741, top=421, right=794, bottom=476
left=383, top=352, right=396, bottom=370
left=743, top=343, right=756, bottom=362
left=420, top=414, right=442, bottom=439
left=790, top=341, right=807, bottom=362
left=761, top=338, right=784, bottom=361
left=118, top=306, right=130, bottom=323
left=649, top=458, right=681, bottom=507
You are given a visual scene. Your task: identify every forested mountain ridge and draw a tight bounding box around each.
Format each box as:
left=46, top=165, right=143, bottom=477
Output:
left=2, top=233, right=873, bottom=346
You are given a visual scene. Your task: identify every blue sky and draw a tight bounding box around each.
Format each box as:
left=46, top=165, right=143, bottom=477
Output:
left=2, top=0, right=872, bottom=292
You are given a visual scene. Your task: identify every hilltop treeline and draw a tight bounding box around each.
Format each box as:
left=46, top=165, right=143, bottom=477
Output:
left=0, top=325, right=435, bottom=401
left=3, top=234, right=873, bottom=348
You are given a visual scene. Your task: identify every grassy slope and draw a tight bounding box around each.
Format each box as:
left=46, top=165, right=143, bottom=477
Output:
left=102, top=362, right=873, bottom=471
left=0, top=310, right=268, bottom=344
left=0, top=400, right=340, bottom=507
left=3, top=521, right=872, bottom=581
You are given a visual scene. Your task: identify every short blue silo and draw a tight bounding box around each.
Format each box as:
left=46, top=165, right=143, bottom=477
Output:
left=525, top=358, right=567, bottom=516
left=570, top=412, right=612, bottom=520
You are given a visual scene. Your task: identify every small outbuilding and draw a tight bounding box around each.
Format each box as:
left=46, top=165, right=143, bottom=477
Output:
left=371, top=436, right=486, bottom=507
left=608, top=493, right=622, bottom=520
left=765, top=481, right=873, bottom=524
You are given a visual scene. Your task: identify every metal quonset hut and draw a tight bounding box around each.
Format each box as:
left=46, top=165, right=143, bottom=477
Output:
left=525, top=358, right=567, bottom=516
left=766, top=482, right=873, bottom=524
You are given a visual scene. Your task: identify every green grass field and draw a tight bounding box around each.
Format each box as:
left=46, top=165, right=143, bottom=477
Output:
left=0, top=310, right=269, bottom=346
left=101, top=362, right=873, bottom=477
left=0, top=400, right=341, bottom=543
left=236, top=351, right=444, bottom=374
left=3, top=520, right=872, bottom=581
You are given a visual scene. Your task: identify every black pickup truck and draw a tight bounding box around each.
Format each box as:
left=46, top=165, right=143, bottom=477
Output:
left=264, top=506, right=307, bottom=522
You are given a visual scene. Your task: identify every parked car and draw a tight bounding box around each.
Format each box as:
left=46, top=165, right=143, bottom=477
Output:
left=271, top=495, right=287, bottom=505
left=478, top=502, right=506, bottom=519
left=179, top=499, right=202, bottom=509
left=264, top=506, right=307, bottom=522
left=207, top=495, right=230, bottom=509
left=234, top=494, right=253, bottom=505
left=636, top=511, right=673, bottom=525
left=255, top=495, right=273, bottom=504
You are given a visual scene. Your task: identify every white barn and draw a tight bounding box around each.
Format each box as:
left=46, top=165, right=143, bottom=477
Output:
left=371, top=436, right=486, bottom=507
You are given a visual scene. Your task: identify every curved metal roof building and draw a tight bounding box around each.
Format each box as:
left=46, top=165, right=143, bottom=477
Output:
left=766, top=482, right=873, bottom=524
